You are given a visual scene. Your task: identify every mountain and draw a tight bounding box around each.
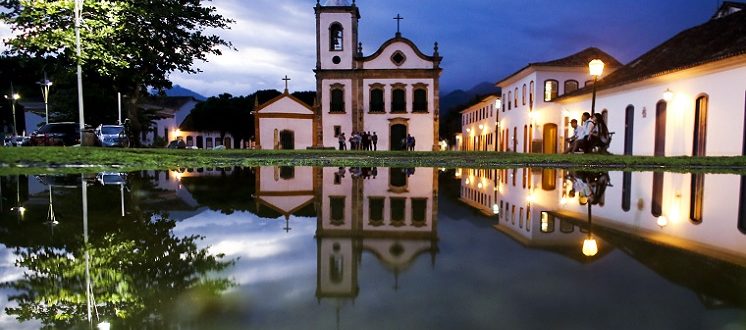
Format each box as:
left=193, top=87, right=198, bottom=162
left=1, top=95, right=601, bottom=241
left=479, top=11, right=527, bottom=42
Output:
left=440, top=82, right=500, bottom=115
left=164, top=85, right=207, bottom=101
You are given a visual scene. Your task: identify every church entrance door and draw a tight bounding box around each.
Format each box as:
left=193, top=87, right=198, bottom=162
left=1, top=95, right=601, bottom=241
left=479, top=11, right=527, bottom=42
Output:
left=280, top=130, right=295, bottom=150
left=390, top=124, right=407, bottom=150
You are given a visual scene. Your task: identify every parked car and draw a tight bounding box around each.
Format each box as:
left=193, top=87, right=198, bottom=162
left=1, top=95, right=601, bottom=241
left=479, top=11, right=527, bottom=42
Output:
left=29, top=122, right=81, bottom=146
left=96, top=172, right=127, bottom=185
left=3, top=135, right=29, bottom=147
left=94, top=124, right=129, bottom=147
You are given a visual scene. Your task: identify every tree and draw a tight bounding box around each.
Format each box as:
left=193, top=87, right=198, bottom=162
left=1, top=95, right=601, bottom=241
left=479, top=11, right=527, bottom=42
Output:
left=0, top=0, right=234, bottom=142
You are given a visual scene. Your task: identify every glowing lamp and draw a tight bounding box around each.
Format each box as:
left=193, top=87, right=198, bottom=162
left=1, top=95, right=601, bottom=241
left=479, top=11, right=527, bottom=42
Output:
left=560, top=197, right=568, bottom=206
left=466, top=128, right=471, bottom=133
left=479, top=124, right=484, bottom=130
left=657, top=215, right=668, bottom=228
left=492, top=204, right=499, bottom=215
left=663, top=89, right=674, bottom=102
left=582, top=238, right=598, bottom=257
left=588, top=59, right=605, bottom=77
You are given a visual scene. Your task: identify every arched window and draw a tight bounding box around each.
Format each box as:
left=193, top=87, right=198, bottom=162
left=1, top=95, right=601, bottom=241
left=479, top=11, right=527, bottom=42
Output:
left=391, top=85, right=406, bottom=113
left=544, top=80, right=558, bottom=101
left=529, top=81, right=535, bottom=105
left=508, top=91, right=512, bottom=110
left=564, top=80, right=579, bottom=94
left=329, top=23, right=343, bottom=51
left=522, top=84, right=527, bottom=105
left=413, top=86, right=428, bottom=113
left=369, top=84, right=384, bottom=113
left=514, top=87, right=519, bottom=108
left=693, top=95, right=708, bottom=157
left=330, top=84, right=345, bottom=113
left=655, top=100, right=667, bottom=156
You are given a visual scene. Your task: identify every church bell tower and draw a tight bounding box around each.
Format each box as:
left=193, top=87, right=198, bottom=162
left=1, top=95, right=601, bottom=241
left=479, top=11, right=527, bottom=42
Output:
left=315, top=0, right=360, bottom=70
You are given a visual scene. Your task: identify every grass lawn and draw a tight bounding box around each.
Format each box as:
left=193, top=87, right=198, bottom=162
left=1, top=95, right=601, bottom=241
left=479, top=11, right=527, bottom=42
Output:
left=1, top=147, right=746, bottom=175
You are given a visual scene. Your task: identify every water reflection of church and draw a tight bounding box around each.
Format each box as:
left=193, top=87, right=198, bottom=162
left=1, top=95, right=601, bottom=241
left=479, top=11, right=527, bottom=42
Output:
left=254, top=166, right=439, bottom=301
left=457, top=168, right=746, bottom=307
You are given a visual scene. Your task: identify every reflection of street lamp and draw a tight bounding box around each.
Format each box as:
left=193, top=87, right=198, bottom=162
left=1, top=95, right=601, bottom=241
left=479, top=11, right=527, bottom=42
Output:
left=37, top=72, right=53, bottom=123
left=74, top=0, right=86, bottom=142
left=588, top=59, right=605, bottom=116
left=4, top=83, right=21, bottom=136
left=582, top=203, right=598, bottom=257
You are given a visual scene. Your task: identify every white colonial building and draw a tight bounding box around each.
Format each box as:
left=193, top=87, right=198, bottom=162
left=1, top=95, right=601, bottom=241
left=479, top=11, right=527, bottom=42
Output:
left=494, top=48, right=622, bottom=154
left=313, top=0, right=442, bottom=151
left=458, top=94, right=500, bottom=151
left=556, top=2, right=746, bottom=157
left=254, top=90, right=315, bottom=150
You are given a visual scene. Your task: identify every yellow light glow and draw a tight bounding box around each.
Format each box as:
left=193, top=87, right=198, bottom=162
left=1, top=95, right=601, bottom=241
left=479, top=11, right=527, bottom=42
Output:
left=455, top=169, right=462, bottom=178
left=657, top=215, right=669, bottom=228
left=560, top=197, right=568, bottom=206
left=589, top=59, right=605, bottom=77
left=527, top=193, right=535, bottom=203
left=663, top=89, right=674, bottom=102
left=477, top=182, right=483, bottom=189
left=479, top=124, right=484, bottom=130
left=582, top=238, right=598, bottom=257
left=466, top=128, right=471, bottom=133
left=465, top=179, right=471, bottom=185
left=492, top=204, right=499, bottom=215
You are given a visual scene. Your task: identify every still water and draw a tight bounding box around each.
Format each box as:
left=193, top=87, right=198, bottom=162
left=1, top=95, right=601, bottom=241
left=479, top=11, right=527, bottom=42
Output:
left=0, top=167, right=745, bottom=329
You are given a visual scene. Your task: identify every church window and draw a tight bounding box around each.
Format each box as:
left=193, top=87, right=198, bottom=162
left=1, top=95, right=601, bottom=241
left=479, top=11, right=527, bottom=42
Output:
left=391, top=85, right=406, bottom=113
left=412, top=198, right=427, bottom=227
left=413, top=86, right=428, bottom=113
left=391, top=50, right=406, bottom=66
left=280, top=166, right=295, bottom=180
left=330, top=84, right=345, bottom=113
left=390, top=197, right=406, bottom=226
left=369, top=197, right=385, bottom=226
left=330, top=196, right=346, bottom=226
left=329, top=22, right=344, bottom=51
left=544, top=80, right=558, bottom=101
left=564, top=80, right=579, bottom=94
left=369, top=85, right=385, bottom=113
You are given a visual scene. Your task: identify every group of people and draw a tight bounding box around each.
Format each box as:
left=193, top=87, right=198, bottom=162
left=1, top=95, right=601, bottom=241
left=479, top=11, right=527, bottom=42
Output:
left=338, top=131, right=378, bottom=150
left=564, top=112, right=611, bottom=154
left=402, top=134, right=416, bottom=151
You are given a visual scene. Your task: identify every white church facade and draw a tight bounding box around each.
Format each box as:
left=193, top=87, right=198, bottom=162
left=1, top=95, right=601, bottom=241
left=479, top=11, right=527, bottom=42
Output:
left=313, top=0, right=442, bottom=151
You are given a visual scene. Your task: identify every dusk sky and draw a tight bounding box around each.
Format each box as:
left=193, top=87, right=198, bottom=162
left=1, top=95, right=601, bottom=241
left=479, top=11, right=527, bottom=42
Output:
left=1, top=0, right=728, bottom=96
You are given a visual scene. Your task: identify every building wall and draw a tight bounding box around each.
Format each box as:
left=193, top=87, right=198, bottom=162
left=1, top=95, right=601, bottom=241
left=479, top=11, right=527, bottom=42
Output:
left=557, top=63, right=746, bottom=156
left=257, top=118, right=313, bottom=150
left=460, top=96, right=499, bottom=151
left=363, top=41, right=434, bottom=70
left=318, top=12, right=357, bottom=70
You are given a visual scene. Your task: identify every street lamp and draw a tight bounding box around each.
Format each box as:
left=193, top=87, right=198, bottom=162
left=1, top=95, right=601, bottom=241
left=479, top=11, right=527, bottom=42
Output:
left=4, top=83, right=21, bottom=136
left=588, top=59, right=605, bottom=116
left=37, top=72, right=53, bottom=124
left=74, top=0, right=86, bottom=142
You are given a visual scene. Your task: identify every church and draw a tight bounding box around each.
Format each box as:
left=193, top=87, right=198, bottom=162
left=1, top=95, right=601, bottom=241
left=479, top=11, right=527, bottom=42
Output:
left=255, top=0, right=442, bottom=151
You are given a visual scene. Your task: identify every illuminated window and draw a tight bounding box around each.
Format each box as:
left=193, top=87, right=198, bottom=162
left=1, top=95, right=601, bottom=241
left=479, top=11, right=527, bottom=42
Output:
left=544, top=80, right=558, bottom=101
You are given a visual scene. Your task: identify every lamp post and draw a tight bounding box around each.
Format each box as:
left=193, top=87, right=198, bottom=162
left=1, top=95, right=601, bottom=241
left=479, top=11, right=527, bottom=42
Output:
left=4, top=83, right=21, bottom=136
left=37, top=72, right=53, bottom=124
left=74, top=0, right=86, bottom=142
left=588, top=59, right=605, bottom=116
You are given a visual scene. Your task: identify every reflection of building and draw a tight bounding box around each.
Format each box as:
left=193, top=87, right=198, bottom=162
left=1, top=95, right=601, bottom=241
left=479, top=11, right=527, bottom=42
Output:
left=459, top=167, right=611, bottom=261
left=254, top=166, right=316, bottom=221
left=316, top=167, right=439, bottom=300
left=457, top=167, right=746, bottom=307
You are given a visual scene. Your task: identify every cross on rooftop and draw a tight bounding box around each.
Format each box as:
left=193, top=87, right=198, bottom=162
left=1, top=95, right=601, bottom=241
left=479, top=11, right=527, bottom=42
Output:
left=282, top=75, right=291, bottom=93
left=394, top=14, right=403, bottom=36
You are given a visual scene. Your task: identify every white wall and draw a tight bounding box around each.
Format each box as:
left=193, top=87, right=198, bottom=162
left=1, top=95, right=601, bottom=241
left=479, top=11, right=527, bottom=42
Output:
left=319, top=12, right=355, bottom=70
left=558, top=64, right=746, bottom=156
left=364, top=41, right=433, bottom=70
left=461, top=96, right=499, bottom=151
left=258, top=118, right=313, bottom=150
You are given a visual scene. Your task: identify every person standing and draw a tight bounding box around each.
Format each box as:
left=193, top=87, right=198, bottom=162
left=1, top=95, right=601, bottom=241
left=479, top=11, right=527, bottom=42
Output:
left=338, top=132, right=346, bottom=150
left=410, top=135, right=416, bottom=151
left=372, top=132, right=378, bottom=151
left=362, top=131, right=370, bottom=151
